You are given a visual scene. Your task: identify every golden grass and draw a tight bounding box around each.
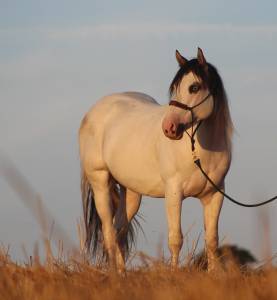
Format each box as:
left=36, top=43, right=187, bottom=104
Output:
left=0, top=247, right=277, bottom=300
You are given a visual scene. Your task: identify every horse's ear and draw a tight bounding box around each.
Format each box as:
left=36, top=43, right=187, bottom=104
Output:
left=197, top=47, right=207, bottom=69
left=176, top=50, right=188, bottom=67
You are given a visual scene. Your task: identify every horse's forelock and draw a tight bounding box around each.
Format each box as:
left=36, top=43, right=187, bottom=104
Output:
left=169, top=59, right=219, bottom=97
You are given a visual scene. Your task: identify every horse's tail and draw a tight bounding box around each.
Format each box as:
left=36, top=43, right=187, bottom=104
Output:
left=110, top=182, right=142, bottom=260
left=81, top=169, right=102, bottom=260
left=81, top=169, right=141, bottom=262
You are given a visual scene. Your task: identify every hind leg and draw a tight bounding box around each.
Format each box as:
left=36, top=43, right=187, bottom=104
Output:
left=87, top=170, right=118, bottom=269
left=114, top=188, right=141, bottom=269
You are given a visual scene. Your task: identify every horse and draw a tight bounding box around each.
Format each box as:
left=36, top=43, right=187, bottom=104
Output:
left=79, top=48, right=233, bottom=272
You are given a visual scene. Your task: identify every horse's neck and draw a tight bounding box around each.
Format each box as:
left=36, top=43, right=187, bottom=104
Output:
left=198, top=117, right=230, bottom=152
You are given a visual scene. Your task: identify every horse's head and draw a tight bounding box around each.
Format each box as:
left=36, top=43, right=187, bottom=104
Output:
left=162, top=48, right=222, bottom=140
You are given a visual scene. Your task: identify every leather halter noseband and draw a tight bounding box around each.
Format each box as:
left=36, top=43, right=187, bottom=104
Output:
left=169, top=92, right=211, bottom=112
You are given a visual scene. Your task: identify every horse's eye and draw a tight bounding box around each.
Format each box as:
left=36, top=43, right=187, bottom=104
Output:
left=189, top=83, right=201, bottom=94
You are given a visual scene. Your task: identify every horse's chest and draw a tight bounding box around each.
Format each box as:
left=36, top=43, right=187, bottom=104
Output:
left=182, top=170, right=207, bottom=197
left=181, top=155, right=229, bottom=198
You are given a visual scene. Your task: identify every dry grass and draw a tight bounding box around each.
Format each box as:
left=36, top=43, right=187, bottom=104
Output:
left=0, top=246, right=277, bottom=300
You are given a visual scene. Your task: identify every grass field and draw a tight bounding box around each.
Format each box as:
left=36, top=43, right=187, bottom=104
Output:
left=0, top=245, right=277, bottom=300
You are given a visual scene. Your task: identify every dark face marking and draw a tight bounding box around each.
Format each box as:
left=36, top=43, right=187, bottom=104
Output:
left=189, top=82, right=201, bottom=94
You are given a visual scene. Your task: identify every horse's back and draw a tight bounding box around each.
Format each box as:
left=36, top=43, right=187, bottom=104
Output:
left=120, top=91, right=158, bottom=104
left=81, top=91, right=163, bottom=136
left=92, top=91, right=159, bottom=115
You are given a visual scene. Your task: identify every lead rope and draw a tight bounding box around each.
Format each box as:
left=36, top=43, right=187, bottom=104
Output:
left=189, top=115, right=277, bottom=207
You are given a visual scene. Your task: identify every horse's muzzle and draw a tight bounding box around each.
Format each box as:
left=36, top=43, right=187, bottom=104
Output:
left=163, top=123, right=186, bottom=140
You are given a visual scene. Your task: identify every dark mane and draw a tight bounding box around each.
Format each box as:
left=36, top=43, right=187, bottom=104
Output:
left=169, top=58, right=234, bottom=148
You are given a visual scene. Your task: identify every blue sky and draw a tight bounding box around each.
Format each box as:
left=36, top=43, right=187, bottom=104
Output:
left=1, top=0, right=277, bottom=27
left=0, top=1, right=277, bottom=261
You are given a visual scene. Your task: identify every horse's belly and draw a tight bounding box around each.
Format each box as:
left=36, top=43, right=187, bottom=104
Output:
left=114, top=168, right=165, bottom=197
left=104, top=130, right=165, bottom=197
left=107, top=153, right=166, bottom=197
left=105, top=142, right=165, bottom=197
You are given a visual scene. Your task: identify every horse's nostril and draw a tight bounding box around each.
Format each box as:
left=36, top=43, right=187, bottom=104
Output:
left=165, top=129, right=168, bottom=134
left=170, top=123, right=176, bottom=134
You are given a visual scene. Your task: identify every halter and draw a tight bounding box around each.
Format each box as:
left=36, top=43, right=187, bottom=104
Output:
left=168, top=93, right=277, bottom=208
left=169, top=92, right=211, bottom=154
left=169, top=92, right=211, bottom=112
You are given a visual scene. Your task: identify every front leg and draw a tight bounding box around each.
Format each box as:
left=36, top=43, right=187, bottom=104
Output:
left=165, top=184, right=183, bottom=268
left=200, top=187, right=224, bottom=272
